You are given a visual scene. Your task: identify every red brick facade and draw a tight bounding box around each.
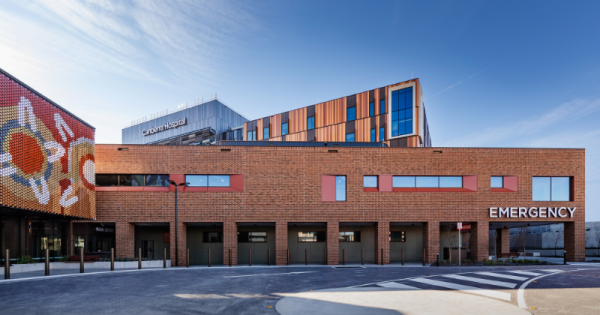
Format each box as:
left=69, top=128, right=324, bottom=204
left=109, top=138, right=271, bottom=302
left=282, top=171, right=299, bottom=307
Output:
left=87, top=144, right=586, bottom=264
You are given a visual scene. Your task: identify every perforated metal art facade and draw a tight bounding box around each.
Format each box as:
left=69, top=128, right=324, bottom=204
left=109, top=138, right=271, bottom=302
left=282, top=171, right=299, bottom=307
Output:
left=0, top=70, right=95, bottom=219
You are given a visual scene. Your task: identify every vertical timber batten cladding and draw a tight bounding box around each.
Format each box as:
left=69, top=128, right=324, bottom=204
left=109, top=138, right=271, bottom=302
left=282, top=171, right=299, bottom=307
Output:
left=243, top=79, right=431, bottom=147
left=0, top=68, right=95, bottom=219
left=94, top=144, right=585, bottom=265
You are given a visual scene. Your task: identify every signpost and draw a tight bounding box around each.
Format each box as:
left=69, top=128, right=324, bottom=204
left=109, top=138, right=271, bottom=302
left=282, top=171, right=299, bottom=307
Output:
left=457, top=223, right=461, bottom=266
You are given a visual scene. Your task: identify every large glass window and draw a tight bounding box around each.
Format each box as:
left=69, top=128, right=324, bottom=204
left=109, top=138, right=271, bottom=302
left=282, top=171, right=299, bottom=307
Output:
left=96, top=174, right=169, bottom=187
left=186, top=175, right=207, bottom=187
left=370, top=129, right=376, bottom=142
left=247, top=130, right=256, bottom=141
left=380, top=99, right=385, bottom=114
left=346, top=133, right=355, bottom=142
left=393, top=176, right=415, bottom=187
left=380, top=127, right=385, bottom=141
left=389, top=231, right=406, bottom=242
left=533, top=177, right=571, bottom=201
left=393, top=176, right=463, bottom=188
left=119, top=174, right=145, bottom=186
left=347, top=107, right=356, bottom=121
left=491, top=176, right=504, bottom=188
left=416, top=176, right=438, bottom=188
left=391, top=87, right=413, bottom=137
left=336, top=176, right=346, bottom=201
left=282, top=122, right=289, bottom=136
left=363, top=176, right=378, bottom=188
left=203, top=232, right=223, bottom=243
left=439, top=177, right=463, bottom=188
left=298, top=231, right=326, bottom=242
left=339, top=231, right=361, bottom=242
left=96, top=175, right=118, bottom=186
left=145, top=175, right=169, bottom=187
left=186, top=175, right=231, bottom=187
left=263, top=127, right=270, bottom=139
left=369, top=102, right=375, bottom=117
left=307, top=116, right=315, bottom=130
left=238, top=231, right=267, bottom=243
left=209, top=175, right=230, bottom=187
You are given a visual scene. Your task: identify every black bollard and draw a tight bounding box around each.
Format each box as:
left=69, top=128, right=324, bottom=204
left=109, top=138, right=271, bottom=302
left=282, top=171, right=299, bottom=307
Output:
left=5, top=249, right=10, bottom=279
left=163, top=248, right=167, bottom=268
left=80, top=248, right=84, bottom=273
left=564, top=250, right=567, bottom=265
left=45, top=249, right=49, bottom=276
left=138, top=248, right=142, bottom=269
left=111, top=248, right=114, bottom=271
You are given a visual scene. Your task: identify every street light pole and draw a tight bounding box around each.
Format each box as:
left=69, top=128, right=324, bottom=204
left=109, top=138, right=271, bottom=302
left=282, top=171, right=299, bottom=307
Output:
left=168, top=180, right=188, bottom=267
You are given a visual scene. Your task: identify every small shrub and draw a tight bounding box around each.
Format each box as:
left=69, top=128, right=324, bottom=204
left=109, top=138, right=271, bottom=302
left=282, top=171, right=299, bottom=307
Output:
left=17, top=255, right=35, bottom=264
left=535, top=259, right=540, bottom=264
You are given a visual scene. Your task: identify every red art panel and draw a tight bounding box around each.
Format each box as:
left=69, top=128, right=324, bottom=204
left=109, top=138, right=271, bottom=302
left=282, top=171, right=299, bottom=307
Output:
left=0, top=71, right=95, bottom=219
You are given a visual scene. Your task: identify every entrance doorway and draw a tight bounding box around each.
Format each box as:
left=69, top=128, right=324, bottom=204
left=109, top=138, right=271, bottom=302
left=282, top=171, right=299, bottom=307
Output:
left=142, top=240, right=154, bottom=260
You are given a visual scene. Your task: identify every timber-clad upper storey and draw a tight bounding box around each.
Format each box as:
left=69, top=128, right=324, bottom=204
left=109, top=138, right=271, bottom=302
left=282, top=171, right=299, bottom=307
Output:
left=243, top=79, right=432, bottom=148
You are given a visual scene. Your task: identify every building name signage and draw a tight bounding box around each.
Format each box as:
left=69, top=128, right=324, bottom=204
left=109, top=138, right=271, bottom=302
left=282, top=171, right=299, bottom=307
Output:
left=489, top=207, right=576, bottom=218
left=142, top=118, right=187, bottom=136
left=96, top=227, right=114, bottom=233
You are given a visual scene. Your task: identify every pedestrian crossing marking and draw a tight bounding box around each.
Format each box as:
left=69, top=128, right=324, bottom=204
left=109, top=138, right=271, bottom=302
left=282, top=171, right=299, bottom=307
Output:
left=540, top=269, right=563, bottom=273
left=377, top=282, right=420, bottom=290
left=442, top=274, right=517, bottom=288
left=410, top=277, right=511, bottom=301
left=474, top=272, right=528, bottom=281
left=507, top=271, right=541, bottom=276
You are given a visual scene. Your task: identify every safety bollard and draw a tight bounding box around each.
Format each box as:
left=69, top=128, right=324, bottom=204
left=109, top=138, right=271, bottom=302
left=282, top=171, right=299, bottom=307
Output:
left=305, top=249, right=308, bottom=265
left=268, top=249, right=270, bottom=266
left=163, top=248, right=167, bottom=268
left=361, top=249, right=364, bottom=265
left=45, top=249, right=49, bottom=276
left=564, top=250, right=567, bottom=265
left=381, top=249, right=384, bottom=266
left=187, top=248, right=190, bottom=268
left=228, top=249, right=232, bottom=267
left=249, top=249, right=252, bottom=266
left=342, top=249, right=345, bottom=265
left=80, top=248, right=84, bottom=273
left=208, top=249, right=211, bottom=267
left=324, top=249, right=327, bottom=265
left=287, top=249, right=289, bottom=265
left=437, top=253, right=440, bottom=267
left=423, top=248, right=426, bottom=266
left=5, top=249, right=10, bottom=279
left=138, top=248, right=142, bottom=269
left=111, top=248, right=114, bottom=271
left=401, top=248, right=404, bottom=266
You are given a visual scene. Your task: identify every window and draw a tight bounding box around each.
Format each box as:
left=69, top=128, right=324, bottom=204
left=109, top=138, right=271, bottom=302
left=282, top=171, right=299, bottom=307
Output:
left=347, top=107, right=356, bottom=121
left=307, top=116, right=315, bottom=130
left=336, top=176, right=346, bottom=201
left=282, top=122, right=289, bottom=136
left=263, top=127, right=270, bottom=139
left=298, top=231, right=326, bottom=242
left=339, top=231, right=361, bottom=242
left=533, top=177, right=571, bottom=201
left=363, top=176, right=378, bottom=188
left=393, top=176, right=463, bottom=188
left=391, top=87, right=413, bottom=137
left=96, top=174, right=169, bottom=187
left=203, top=232, right=223, bottom=243
left=246, top=130, right=256, bottom=141
left=370, top=129, right=376, bottom=142
left=238, top=231, right=267, bottom=243
left=389, top=231, right=406, bottom=242
left=369, top=102, right=375, bottom=117
left=186, top=175, right=230, bottom=187
left=491, top=176, right=503, bottom=188
left=346, top=133, right=355, bottom=142
left=380, top=99, right=385, bottom=114
left=380, top=127, right=385, bottom=141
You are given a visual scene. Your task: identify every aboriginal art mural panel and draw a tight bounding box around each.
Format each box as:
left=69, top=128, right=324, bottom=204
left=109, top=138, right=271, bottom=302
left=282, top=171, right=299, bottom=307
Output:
left=0, top=71, right=95, bottom=219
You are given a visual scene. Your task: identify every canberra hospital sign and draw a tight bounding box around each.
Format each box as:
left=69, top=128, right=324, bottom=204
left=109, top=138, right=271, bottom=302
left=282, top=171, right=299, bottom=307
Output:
left=489, top=207, right=576, bottom=218
left=142, top=118, right=187, bottom=136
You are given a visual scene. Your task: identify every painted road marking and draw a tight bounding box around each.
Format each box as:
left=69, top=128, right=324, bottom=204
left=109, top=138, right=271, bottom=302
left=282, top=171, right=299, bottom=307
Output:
left=224, top=271, right=317, bottom=278
left=508, top=271, right=541, bottom=276
left=540, top=269, right=564, bottom=273
left=517, top=271, right=562, bottom=309
left=442, top=274, right=516, bottom=288
left=410, top=278, right=511, bottom=301
left=474, top=272, right=528, bottom=281
left=377, top=282, right=420, bottom=290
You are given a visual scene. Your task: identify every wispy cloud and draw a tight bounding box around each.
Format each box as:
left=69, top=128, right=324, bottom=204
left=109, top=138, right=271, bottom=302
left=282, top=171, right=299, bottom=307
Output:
left=425, top=64, right=495, bottom=101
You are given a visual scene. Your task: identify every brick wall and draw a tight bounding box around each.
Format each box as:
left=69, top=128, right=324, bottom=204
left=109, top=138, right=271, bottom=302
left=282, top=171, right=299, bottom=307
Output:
left=88, top=145, right=586, bottom=263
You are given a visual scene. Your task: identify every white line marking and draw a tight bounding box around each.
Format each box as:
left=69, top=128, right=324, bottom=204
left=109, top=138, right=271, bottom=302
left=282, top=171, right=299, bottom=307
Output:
left=442, top=274, right=516, bottom=288
left=518, top=271, right=562, bottom=309
left=474, top=272, right=528, bottom=281
left=377, top=282, right=420, bottom=290
left=507, top=270, right=541, bottom=276
left=224, top=271, right=317, bottom=278
left=410, top=278, right=511, bottom=301
left=540, top=269, right=565, bottom=273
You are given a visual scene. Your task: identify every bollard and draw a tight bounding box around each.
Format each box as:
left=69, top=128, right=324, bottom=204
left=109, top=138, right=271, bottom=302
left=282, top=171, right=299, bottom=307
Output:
left=305, top=249, right=308, bottom=265
left=80, top=248, right=84, bottom=273
left=187, top=248, right=190, bottom=268
left=228, top=249, right=232, bottom=267
left=45, top=249, right=49, bottom=276
left=361, top=249, right=364, bottom=265
left=381, top=248, right=384, bottom=266
left=342, top=249, right=345, bottom=265
left=564, top=250, right=567, bottom=265
left=423, top=248, right=426, bottom=266
left=4, top=249, right=10, bottom=279
left=138, top=248, right=142, bottom=269
left=401, top=248, right=404, bottom=266
left=249, top=249, right=252, bottom=266
left=111, top=248, right=114, bottom=271
left=163, top=248, right=167, bottom=268
left=437, top=253, right=440, bottom=267
left=208, top=249, right=211, bottom=267
left=287, top=249, right=289, bottom=265
left=324, top=248, right=327, bottom=265
left=268, top=249, right=270, bottom=266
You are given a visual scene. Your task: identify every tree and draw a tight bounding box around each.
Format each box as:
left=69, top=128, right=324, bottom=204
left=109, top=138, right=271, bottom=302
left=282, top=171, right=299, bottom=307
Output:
left=515, top=226, right=530, bottom=258
left=553, top=228, right=564, bottom=257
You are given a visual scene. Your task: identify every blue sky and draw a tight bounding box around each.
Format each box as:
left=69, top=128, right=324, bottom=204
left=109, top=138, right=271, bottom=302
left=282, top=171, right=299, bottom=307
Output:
left=1, top=0, right=599, bottom=221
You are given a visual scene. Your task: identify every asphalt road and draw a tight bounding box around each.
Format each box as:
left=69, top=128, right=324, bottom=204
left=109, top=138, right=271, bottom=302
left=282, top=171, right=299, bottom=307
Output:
left=1, top=264, right=599, bottom=314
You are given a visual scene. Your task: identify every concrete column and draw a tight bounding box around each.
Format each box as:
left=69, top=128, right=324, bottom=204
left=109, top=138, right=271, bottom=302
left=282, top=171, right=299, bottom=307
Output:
left=496, top=228, right=510, bottom=257
left=423, top=221, right=439, bottom=264
left=564, top=221, right=585, bottom=262
left=275, top=221, right=288, bottom=265
left=470, top=221, right=489, bottom=262
left=169, top=221, right=186, bottom=266
left=375, top=221, right=390, bottom=264
left=326, top=221, right=339, bottom=265
left=223, top=222, right=237, bottom=265
left=116, top=222, right=135, bottom=258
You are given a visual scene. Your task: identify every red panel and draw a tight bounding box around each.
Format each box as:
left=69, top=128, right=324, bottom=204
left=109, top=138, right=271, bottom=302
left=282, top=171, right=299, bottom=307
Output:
left=379, top=175, right=393, bottom=192
left=117, top=187, right=144, bottom=192
left=321, top=175, right=336, bottom=201
left=164, top=232, right=170, bottom=243
left=415, top=188, right=440, bottom=192
left=169, top=174, right=185, bottom=192
left=504, top=176, right=518, bottom=192
left=463, top=175, right=478, bottom=192
left=95, top=187, right=118, bottom=192
left=230, top=175, right=244, bottom=191
left=438, top=188, right=470, bottom=192
left=393, top=188, right=417, bottom=192
left=363, top=187, right=379, bottom=192
left=143, top=187, right=169, bottom=192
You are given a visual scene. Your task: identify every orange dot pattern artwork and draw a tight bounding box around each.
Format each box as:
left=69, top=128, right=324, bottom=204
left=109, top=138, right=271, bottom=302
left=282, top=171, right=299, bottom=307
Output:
left=0, top=71, right=95, bottom=219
